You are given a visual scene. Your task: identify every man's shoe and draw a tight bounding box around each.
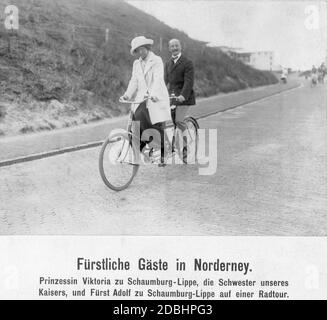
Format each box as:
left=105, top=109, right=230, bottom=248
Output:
left=182, top=147, right=188, bottom=164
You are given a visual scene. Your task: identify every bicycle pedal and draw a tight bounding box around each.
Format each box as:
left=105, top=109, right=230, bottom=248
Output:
left=141, top=153, right=151, bottom=164
left=151, top=150, right=161, bottom=158
left=150, top=156, right=161, bottom=164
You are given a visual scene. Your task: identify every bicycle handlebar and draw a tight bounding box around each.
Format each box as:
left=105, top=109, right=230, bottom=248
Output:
left=119, top=97, right=149, bottom=104
left=119, top=96, right=179, bottom=108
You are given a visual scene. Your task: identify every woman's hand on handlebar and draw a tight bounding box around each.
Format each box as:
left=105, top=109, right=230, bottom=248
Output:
left=150, top=96, right=159, bottom=102
left=119, top=95, right=129, bottom=102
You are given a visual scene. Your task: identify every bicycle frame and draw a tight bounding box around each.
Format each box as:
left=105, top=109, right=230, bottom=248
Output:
left=119, top=96, right=198, bottom=160
left=99, top=97, right=199, bottom=191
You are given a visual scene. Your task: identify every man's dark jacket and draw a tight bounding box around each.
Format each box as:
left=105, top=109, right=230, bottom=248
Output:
left=164, top=55, right=196, bottom=106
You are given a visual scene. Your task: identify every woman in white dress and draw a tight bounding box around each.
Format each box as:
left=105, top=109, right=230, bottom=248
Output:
left=121, top=36, right=172, bottom=164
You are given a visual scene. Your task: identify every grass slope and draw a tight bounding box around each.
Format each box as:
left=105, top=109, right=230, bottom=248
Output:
left=0, top=0, right=278, bottom=136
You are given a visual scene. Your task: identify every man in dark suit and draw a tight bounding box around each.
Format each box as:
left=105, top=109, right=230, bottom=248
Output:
left=164, top=39, right=196, bottom=132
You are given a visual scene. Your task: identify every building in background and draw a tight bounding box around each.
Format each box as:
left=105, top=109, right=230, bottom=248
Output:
left=210, top=45, right=275, bottom=71
left=239, top=51, right=274, bottom=71
left=213, top=46, right=243, bottom=60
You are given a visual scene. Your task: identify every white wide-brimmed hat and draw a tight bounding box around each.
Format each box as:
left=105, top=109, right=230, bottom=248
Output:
left=130, top=36, right=154, bottom=55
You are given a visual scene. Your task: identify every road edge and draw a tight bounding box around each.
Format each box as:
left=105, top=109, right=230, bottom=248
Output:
left=0, top=82, right=302, bottom=168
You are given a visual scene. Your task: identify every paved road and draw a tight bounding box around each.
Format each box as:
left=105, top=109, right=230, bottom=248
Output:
left=0, top=80, right=326, bottom=236
left=0, top=80, right=299, bottom=162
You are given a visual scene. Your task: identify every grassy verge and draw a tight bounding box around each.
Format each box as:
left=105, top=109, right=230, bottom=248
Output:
left=0, top=0, right=278, bottom=137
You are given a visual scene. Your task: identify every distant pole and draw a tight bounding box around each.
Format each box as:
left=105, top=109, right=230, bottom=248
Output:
left=8, top=14, right=14, bottom=53
left=7, top=34, right=10, bottom=53
left=105, top=28, right=109, bottom=43
left=326, top=0, right=327, bottom=56
left=71, top=25, right=75, bottom=42
left=159, top=37, right=162, bottom=52
left=10, top=14, right=14, bottom=32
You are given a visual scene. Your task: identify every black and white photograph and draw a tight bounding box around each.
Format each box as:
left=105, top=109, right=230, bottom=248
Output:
left=0, top=0, right=326, bottom=301
left=0, top=0, right=326, bottom=236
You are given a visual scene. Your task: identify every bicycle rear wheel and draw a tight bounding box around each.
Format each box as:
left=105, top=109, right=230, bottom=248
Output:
left=99, top=132, right=139, bottom=191
left=175, top=117, right=199, bottom=164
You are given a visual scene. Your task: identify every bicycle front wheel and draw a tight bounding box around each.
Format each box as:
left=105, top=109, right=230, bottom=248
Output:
left=99, top=132, right=139, bottom=191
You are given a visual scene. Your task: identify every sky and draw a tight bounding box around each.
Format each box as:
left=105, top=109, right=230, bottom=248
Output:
left=128, top=0, right=327, bottom=70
